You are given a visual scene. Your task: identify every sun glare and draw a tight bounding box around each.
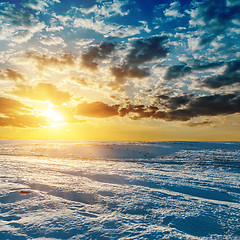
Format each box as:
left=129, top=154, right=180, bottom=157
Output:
left=42, top=107, right=63, bottom=124
left=46, top=109, right=63, bottom=122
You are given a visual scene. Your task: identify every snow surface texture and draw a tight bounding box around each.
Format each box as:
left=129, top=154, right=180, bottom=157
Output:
left=0, top=140, right=240, bottom=240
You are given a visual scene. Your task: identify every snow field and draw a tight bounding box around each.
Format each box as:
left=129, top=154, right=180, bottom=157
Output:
left=0, top=141, right=240, bottom=239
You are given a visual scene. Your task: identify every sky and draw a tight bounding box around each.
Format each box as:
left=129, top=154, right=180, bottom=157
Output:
left=0, top=0, right=239, bottom=141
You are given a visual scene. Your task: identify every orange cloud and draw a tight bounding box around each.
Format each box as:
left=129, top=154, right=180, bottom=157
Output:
left=0, top=114, right=46, bottom=127
left=0, top=69, right=26, bottom=82
left=0, top=97, right=46, bottom=127
left=77, top=101, right=119, bottom=118
left=10, top=82, right=72, bottom=105
left=0, top=97, right=32, bottom=115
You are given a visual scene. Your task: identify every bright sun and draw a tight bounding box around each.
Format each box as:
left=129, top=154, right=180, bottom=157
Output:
left=42, top=107, right=63, bottom=123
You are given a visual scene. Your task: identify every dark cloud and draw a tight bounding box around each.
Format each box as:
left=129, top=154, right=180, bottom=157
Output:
left=156, top=94, right=193, bottom=110
left=193, top=62, right=225, bottom=71
left=111, top=65, right=150, bottom=80
left=126, top=36, right=169, bottom=65
left=10, top=82, right=72, bottom=105
left=162, top=60, right=239, bottom=88
left=109, top=64, right=150, bottom=89
left=163, top=61, right=226, bottom=80
left=74, top=92, right=240, bottom=123
left=0, top=97, right=46, bottom=127
left=77, top=101, right=119, bottom=118
left=147, top=93, right=240, bottom=121
left=191, top=0, right=240, bottom=45
left=164, top=65, right=192, bottom=80
left=118, top=104, right=160, bottom=120
left=81, top=0, right=97, bottom=8
left=81, top=42, right=116, bottom=70
left=198, top=35, right=215, bottom=47
left=108, top=36, right=168, bottom=91
left=108, top=63, right=150, bottom=91
left=202, top=59, right=240, bottom=88
left=164, top=93, right=240, bottom=121
left=0, top=69, right=26, bottom=82
left=121, top=93, right=240, bottom=121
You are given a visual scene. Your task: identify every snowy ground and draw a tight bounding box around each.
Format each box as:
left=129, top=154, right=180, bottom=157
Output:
left=0, top=140, right=240, bottom=240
